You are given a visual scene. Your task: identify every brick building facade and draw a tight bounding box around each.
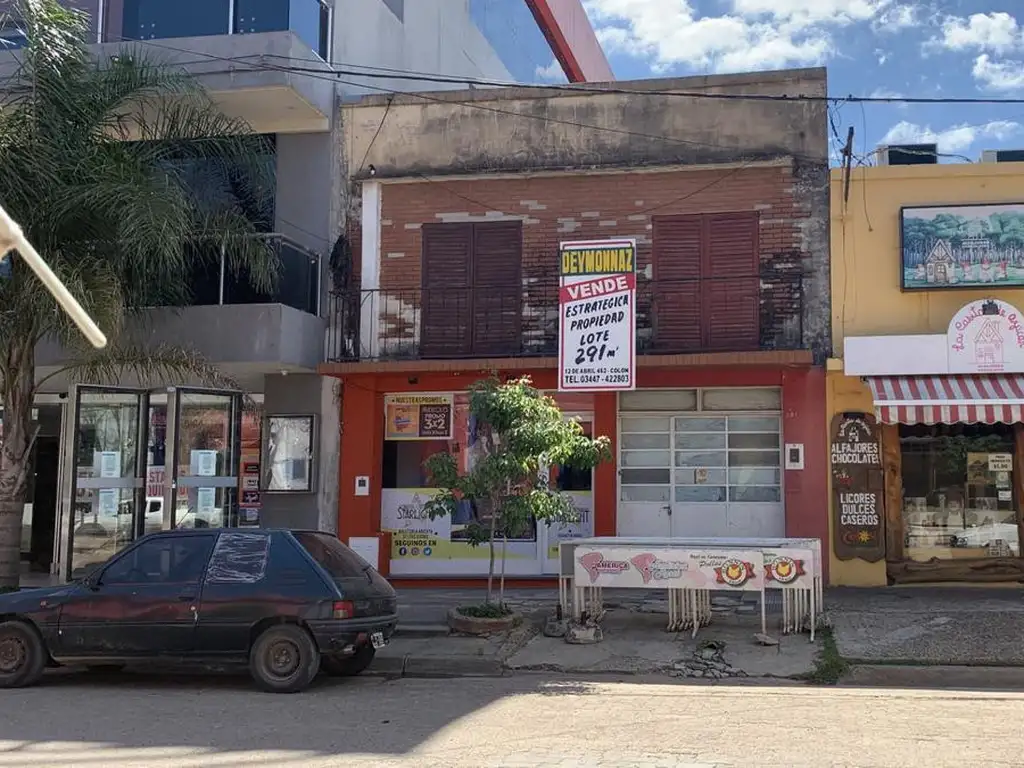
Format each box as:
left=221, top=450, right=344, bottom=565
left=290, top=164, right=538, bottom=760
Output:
left=323, top=68, right=831, bottom=584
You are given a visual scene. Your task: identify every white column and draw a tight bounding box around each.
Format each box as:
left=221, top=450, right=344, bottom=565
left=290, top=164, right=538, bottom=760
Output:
left=359, top=181, right=382, bottom=359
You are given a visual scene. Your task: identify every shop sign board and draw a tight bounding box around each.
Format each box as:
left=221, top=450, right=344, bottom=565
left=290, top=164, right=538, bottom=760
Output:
left=830, top=413, right=885, bottom=562
left=384, top=394, right=453, bottom=440
left=947, top=298, right=1024, bottom=373
left=557, top=238, right=636, bottom=391
left=573, top=545, right=764, bottom=591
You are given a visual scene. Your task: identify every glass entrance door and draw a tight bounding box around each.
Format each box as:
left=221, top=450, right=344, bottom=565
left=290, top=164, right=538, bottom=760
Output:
left=58, top=386, right=150, bottom=580
left=165, top=388, right=242, bottom=530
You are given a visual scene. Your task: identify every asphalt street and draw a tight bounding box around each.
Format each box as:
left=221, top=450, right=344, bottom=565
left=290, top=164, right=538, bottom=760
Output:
left=1, top=670, right=1023, bottom=767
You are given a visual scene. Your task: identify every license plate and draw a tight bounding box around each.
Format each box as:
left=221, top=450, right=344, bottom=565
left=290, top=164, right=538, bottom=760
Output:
left=370, top=632, right=386, bottom=649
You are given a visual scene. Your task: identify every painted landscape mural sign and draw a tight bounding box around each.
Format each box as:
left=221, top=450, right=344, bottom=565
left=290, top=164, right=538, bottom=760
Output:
left=901, top=202, right=1024, bottom=291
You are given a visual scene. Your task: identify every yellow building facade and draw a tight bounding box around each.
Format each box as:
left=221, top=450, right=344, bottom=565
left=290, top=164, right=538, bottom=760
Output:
left=830, top=162, right=1024, bottom=586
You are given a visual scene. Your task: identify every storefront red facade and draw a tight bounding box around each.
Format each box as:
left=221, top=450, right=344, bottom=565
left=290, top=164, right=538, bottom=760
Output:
left=329, top=361, right=827, bottom=585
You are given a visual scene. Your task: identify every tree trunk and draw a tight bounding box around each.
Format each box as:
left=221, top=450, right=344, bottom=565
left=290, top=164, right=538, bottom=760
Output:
left=0, top=340, right=37, bottom=591
left=486, top=504, right=497, bottom=605
left=499, top=533, right=508, bottom=607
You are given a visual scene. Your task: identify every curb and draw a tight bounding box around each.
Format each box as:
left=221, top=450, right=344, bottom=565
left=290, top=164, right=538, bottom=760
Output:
left=368, top=655, right=506, bottom=679
left=840, top=663, right=1024, bottom=691
left=394, top=623, right=451, bottom=637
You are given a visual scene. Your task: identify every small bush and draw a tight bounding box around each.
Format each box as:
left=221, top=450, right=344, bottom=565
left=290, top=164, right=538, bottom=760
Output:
left=457, top=603, right=513, bottom=619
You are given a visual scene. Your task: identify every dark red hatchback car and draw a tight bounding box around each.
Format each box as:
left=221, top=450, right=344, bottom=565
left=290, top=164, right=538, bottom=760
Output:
left=0, top=528, right=398, bottom=693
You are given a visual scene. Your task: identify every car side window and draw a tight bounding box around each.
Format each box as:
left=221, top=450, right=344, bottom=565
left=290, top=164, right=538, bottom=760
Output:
left=101, top=535, right=216, bottom=586
left=205, top=532, right=271, bottom=585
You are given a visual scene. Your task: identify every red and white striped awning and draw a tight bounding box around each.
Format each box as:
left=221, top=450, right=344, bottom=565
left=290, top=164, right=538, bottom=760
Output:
left=867, top=375, right=1024, bottom=425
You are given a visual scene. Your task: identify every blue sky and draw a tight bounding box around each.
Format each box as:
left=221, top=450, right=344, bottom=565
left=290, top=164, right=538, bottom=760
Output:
left=579, top=1, right=1024, bottom=163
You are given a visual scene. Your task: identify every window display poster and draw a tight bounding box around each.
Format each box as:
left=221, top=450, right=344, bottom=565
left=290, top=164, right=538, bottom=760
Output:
left=381, top=488, right=537, bottom=562
left=98, top=488, right=118, bottom=516
left=98, top=451, right=121, bottom=479
left=546, top=492, right=594, bottom=559
left=191, top=450, right=218, bottom=477
left=384, top=394, right=454, bottom=440
left=239, top=412, right=262, bottom=525
left=196, top=487, right=216, bottom=517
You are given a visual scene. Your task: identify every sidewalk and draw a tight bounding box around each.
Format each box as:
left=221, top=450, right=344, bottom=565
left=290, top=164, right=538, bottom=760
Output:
left=827, top=586, right=1024, bottom=666
left=380, top=585, right=819, bottom=680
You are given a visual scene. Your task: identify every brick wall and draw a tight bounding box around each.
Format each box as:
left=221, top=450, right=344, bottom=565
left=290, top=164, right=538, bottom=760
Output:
left=351, top=162, right=826, bottom=358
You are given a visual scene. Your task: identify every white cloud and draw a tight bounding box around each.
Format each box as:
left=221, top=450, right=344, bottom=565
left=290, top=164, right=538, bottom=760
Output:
left=937, top=12, right=1021, bottom=53
left=534, top=59, right=564, bottom=82
left=871, top=4, right=919, bottom=33
left=583, top=0, right=903, bottom=74
left=881, top=119, right=1021, bottom=152
left=973, top=53, right=1024, bottom=91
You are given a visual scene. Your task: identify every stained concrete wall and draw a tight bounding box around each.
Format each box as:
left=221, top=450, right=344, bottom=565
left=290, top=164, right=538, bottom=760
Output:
left=343, top=68, right=828, bottom=179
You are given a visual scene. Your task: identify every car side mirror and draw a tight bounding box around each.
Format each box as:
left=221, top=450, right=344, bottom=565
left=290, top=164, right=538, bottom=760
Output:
left=81, top=574, right=100, bottom=591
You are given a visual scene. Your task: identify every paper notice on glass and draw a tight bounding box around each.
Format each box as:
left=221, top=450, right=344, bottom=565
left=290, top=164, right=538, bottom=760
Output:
left=196, top=488, right=216, bottom=516
left=999, top=489, right=1013, bottom=502
left=989, top=453, right=1013, bottom=473
left=98, top=488, right=118, bottom=515
left=98, top=451, right=121, bottom=478
left=191, top=450, right=218, bottom=477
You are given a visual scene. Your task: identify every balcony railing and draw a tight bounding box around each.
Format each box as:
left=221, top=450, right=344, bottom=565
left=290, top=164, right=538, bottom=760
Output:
left=118, top=0, right=330, bottom=57
left=326, top=272, right=804, bottom=363
left=183, top=234, right=321, bottom=316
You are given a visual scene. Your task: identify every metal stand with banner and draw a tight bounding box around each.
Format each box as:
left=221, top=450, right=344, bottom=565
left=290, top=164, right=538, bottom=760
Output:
left=557, top=238, right=637, bottom=392
left=561, top=537, right=822, bottom=641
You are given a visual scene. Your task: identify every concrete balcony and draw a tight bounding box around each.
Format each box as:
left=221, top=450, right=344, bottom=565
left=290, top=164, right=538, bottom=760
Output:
left=35, top=235, right=326, bottom=391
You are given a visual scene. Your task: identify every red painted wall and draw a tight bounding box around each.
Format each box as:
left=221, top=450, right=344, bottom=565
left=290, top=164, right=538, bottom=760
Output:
left=335, top=364, right=827, bottom=579
left=525, top=0, right=615, bottom=82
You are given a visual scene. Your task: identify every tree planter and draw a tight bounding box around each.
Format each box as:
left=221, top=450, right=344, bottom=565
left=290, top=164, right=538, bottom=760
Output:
left=447, top=607, right=522, bottom=636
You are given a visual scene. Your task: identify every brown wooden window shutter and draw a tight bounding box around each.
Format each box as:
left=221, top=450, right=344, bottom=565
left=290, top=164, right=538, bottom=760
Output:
left=420, top=223, right=473, bottom=357
left=471, top=221, right=523, bottom=356
left=419, top=221, right=523, bottom=358
left=651, top=214, right=703, bottom=351
left=652, top=211, right=760, bottom=352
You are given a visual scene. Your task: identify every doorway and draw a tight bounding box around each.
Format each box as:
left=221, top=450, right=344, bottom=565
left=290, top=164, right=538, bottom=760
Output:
left=54, top=385, right=243, bottom=581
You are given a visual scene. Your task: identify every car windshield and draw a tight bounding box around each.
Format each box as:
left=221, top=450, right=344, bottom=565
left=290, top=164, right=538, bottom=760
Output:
left=293, top=532, right=370, bottom=579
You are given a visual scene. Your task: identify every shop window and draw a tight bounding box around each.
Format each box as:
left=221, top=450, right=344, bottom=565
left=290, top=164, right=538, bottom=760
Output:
left=619, top=415, right=781, bottom=504
left=900, top=423, right=1019, bottom=560
left=381, top=393, right=537, bottom=543
left=701, top=387, right=781, bottom=411
left=619, top=390, right=698, bottom=411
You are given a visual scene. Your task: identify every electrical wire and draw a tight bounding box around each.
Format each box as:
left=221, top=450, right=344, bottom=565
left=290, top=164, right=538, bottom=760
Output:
left=86, top=34, right=1024, bottom=106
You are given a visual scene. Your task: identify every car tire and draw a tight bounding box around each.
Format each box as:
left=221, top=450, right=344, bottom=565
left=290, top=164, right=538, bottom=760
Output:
left=249, top=624, right=320, bottom=694
left=321, top=645, right=376, bottom=677
left=0, top=620, right=47, bottom=689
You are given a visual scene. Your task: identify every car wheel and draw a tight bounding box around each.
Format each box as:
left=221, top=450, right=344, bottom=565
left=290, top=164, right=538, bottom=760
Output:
left=0, top=620, right=47, bottom=689
left=249, top=625, right=320, bottom=694
left=322, top=645, right=376, bottom=677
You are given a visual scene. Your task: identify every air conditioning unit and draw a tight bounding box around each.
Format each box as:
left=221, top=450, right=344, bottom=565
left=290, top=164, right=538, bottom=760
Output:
left=980, top=149, right=1024, bottom=163
left=874, top=143, right=938, bottom=166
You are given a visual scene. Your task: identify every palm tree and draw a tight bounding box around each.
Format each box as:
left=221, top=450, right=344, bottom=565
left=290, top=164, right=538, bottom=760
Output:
left=0, top=0, right=279, bottom=590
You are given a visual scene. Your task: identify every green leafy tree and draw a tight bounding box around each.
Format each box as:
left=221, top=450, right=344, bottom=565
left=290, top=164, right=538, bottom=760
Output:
left=423, top=377, right=611, bottom=610
left=0, top=0, right=278, bottom=590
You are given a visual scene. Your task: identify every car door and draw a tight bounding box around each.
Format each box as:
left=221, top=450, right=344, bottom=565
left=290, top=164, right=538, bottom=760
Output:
left=56, top=533, right=216, bottom=660
left=192, top=530, right=273, bottom=656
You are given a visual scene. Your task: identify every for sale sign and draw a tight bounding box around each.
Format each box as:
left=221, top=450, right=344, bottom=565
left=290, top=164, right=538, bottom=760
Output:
left=558, top=238, right=636, bottom=391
